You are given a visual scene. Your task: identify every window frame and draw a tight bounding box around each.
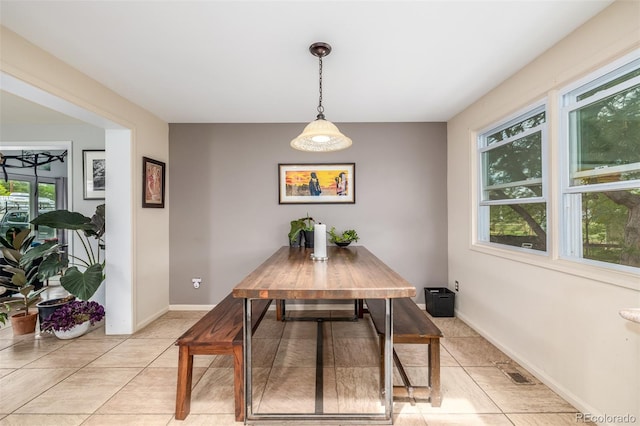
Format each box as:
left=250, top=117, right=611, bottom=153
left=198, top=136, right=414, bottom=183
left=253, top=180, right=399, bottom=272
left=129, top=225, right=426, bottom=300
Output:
left=476, top=101, right=549, bottom=254
left=559, top=53, right=640, bottom=273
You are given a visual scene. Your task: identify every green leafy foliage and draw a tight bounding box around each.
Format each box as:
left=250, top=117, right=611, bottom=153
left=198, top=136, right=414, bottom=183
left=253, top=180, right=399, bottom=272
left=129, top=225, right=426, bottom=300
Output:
left=328, top=227, right=359, bottom=244
left=289, top=215, right=315, bottom=243
left=59, top=264, right=105, bottom=302
left=29, top=204, right=106, bottom=300
left=0, top=228, right=60, bottom=314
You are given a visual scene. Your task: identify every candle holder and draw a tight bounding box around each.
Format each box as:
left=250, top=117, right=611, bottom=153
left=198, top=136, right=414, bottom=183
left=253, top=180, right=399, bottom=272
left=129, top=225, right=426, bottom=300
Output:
left=310, top=253, right=328, bottom=261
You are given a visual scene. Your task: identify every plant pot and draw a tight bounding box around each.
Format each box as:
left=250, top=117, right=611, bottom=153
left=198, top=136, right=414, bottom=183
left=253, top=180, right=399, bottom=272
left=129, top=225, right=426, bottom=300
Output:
left=334, top=241, right=352, bottom=247
left=53, top=320, right=90, bottom=339
left=36, top=296, right=76, bottom=330
left=289, top=232, right=303, bottom=248
left=10, top=311, right=38, bottom=335
left=303, top=230, right=314, bottom=248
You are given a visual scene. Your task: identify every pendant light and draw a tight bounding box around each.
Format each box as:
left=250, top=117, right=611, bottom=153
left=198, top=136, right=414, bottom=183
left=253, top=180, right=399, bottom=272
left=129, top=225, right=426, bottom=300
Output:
left=290, top=42, right=352, bottom=152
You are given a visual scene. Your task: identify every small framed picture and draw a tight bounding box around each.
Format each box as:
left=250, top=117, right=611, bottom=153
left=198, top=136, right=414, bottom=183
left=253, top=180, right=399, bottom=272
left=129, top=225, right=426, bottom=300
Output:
left=278, top=163, right=355, bottom=204
left=83, top=150, right=106, bottom=200
left=142, top=156, right=166, bottom=208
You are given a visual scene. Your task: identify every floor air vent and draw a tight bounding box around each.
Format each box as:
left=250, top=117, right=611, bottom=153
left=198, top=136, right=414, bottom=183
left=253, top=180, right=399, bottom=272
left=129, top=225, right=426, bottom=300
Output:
left=507, top=372, right=533, bottom=384
left=495, top=362, right=535, bottom=385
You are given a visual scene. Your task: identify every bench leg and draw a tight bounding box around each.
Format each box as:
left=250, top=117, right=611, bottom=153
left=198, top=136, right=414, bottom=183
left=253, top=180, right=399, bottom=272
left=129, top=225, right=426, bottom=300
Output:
left=233, top=344, right=245, bottom=422
left=378, top=334, right=385, bottom=398
left=276, top=299, right=286, bottom=321
left=175, top=346, right=193, bottom=420
left=428, top=338, right=442, bottom=407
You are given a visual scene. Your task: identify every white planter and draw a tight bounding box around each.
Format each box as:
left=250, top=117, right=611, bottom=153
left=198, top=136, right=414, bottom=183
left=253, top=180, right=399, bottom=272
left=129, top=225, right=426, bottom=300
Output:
left=53, top=321, right=90, bottom=339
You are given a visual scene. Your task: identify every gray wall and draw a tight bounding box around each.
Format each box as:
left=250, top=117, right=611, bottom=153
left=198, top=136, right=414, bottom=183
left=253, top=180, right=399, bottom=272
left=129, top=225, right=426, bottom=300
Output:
left=169, top=122, right=447, bottom=305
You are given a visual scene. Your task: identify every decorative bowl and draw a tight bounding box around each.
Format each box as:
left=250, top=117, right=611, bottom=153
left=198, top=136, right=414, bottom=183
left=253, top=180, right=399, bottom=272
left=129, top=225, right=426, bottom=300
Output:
left=335, top=241, right=351, bottom=247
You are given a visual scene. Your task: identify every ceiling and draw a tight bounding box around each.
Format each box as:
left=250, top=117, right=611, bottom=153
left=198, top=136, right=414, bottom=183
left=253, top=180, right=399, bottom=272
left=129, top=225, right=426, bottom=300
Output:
left=0, top=0, right=614, bottom=125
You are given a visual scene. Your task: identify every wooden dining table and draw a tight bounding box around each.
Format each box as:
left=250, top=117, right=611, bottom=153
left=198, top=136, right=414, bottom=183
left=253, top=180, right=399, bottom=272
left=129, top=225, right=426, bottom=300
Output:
left=232, top=245, right=416, bottom=424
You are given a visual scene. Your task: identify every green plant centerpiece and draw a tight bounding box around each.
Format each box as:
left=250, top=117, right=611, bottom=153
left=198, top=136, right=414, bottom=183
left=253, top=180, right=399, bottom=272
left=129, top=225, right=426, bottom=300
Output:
left=328, top=227, right=359, bottom=247
left=288, top=214, right=315, bottom=248
left=30, top=204, right=105, bottom=301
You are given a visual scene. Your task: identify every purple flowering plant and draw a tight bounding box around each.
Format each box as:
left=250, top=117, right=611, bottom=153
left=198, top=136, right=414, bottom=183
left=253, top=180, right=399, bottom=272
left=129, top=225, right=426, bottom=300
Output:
left=41, top=300, right=105, bottom=332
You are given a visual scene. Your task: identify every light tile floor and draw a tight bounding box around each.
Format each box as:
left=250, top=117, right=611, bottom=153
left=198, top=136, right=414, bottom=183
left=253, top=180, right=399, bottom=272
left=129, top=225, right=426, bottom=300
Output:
left=0, top=306, right=593, bottom=426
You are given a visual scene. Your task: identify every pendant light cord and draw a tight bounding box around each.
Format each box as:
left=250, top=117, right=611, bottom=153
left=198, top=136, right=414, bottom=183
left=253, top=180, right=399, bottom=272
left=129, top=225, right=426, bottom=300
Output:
left=317, top=56, right=325, bottom=119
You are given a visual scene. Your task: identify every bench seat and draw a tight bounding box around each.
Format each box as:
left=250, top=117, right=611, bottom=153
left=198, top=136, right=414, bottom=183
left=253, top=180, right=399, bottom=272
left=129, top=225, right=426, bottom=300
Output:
left=365, top=297, right=442, bottom=406
left=175, top=294, right=271, bottom=421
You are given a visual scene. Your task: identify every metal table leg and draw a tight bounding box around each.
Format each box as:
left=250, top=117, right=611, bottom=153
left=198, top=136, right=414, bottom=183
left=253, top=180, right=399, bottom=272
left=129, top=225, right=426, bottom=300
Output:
left=243, top=298, right=252, bottom=424
left=384, top=298, right=394, bottom=420
left=244, top=297, right=393, bottom=424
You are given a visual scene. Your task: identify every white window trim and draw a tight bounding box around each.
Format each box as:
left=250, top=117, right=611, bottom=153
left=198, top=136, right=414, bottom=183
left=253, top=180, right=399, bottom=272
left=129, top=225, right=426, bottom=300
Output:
left=572, top=162, right=640, bottom=179
left=476, top=100, right=549, bottom=253
left=558, top=51, right=640, bottom=275
left=471, top=51, right=640, bottom=291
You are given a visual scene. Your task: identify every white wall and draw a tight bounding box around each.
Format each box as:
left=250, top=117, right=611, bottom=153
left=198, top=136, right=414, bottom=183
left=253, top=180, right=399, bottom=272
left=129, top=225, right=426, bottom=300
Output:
left=1, top=27, right=170, bottom=333
left=447, top=1, right=639, bottom=423
left=169, top=122, right=448, bottom=306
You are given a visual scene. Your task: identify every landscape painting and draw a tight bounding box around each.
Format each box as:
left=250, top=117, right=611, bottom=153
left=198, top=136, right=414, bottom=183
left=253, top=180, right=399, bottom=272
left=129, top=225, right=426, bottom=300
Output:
left=278, top=163, right=355, bottom=204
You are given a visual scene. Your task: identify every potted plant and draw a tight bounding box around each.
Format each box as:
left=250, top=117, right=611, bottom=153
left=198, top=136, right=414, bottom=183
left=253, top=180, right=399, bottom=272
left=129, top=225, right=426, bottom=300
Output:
left=30, top=204, right=105, bottom=301
left=288, top=219, right=305, bottom=247
left=0, top=226, right=75, bottom=324
left=41, top=299, right=105, bottom=339
left=3, top=284, right=47, bottom=334
left=36, top=294, right=76, bottom=324
left=288, top=214, right=315, bottom=248
left=328, top=227, right=359, bottom=247
left=0, top=228, right=63, bottom=335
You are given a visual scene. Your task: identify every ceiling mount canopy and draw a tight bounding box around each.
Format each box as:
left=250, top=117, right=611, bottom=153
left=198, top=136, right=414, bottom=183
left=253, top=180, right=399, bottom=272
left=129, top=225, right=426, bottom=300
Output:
left=290, top=42, right=352, bottom=152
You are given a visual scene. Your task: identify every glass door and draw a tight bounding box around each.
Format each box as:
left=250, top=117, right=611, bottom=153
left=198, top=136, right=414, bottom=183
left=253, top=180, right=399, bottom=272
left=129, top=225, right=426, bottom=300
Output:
left=0, top=178, right=58, bottom=243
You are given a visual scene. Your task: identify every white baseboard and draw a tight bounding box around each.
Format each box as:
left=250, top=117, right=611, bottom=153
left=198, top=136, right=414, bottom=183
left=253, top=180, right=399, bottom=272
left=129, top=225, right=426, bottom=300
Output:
left=454, top=310, right=603, bottom=424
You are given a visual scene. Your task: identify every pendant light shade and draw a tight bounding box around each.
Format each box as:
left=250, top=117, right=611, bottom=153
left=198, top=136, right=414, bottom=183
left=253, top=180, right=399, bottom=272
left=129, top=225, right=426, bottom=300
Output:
left=290, top=42, right=352, bottom=152
left=291, top=117, right=352, bottom=152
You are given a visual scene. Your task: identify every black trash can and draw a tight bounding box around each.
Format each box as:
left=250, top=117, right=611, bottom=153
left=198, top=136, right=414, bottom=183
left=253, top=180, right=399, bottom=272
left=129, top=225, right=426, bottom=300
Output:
left=424, top=287, right=455, bottom=317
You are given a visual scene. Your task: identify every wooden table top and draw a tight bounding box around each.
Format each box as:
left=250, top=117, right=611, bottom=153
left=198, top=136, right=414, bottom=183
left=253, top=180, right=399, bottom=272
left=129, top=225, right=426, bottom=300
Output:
left=232, top=246, right=417, bottom=300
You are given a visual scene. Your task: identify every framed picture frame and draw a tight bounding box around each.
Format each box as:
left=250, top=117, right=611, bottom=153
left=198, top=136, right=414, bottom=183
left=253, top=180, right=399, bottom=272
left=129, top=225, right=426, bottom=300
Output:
left=83, top=150, right=106, bottom=200
left=278, top=163, right=355, bottom=204
left=142, top=156, right=166, bottom=208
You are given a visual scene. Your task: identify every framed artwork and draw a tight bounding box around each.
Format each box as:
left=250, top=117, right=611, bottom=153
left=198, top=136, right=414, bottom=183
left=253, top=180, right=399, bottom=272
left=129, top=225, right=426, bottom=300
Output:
left=142, top=156, right=165, bottom=208
left=278, top=163, right=355, bottom=204
left=83, top=150, right=106, bottom=200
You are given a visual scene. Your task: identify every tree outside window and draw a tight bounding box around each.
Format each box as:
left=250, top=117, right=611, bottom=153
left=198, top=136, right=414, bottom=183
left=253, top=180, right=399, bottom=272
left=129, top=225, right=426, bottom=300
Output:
left=563, top=60, right=640, bottom=268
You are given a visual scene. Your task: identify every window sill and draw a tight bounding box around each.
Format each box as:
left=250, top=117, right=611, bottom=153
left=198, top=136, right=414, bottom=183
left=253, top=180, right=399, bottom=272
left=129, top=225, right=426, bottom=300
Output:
left=471, top=242, right=640, bottom=292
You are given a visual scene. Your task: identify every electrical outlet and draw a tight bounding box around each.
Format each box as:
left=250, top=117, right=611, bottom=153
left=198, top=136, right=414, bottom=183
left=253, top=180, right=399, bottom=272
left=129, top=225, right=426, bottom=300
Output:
left=455, top=280, right=459, bottom=292
left=192, top=278, right=202, bottom=289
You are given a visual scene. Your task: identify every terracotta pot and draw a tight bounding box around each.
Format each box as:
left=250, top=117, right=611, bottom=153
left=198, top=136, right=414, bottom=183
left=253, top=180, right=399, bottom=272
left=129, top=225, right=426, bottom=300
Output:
left=10, top=311, right=38, bottom=335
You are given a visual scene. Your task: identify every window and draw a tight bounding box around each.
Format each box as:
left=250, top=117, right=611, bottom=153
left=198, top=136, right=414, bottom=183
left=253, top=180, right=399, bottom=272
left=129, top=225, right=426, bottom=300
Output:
left=477, top=105, right=548, bottom=252
left=561, top=57, right=640, bottom=269
left=0, top=178, right=59, bottom=243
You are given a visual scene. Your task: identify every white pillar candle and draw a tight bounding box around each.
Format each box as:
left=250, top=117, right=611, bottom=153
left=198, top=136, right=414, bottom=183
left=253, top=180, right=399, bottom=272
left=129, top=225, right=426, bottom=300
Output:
left=314, top=223, right=327, bottom=259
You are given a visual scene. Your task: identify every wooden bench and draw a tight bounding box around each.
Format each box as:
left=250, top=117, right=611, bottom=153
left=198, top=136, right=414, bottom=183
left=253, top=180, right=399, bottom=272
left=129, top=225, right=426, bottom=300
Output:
left=175, top=294, right=272, bottom=422
left=365, top=297, right=443, bottom=406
